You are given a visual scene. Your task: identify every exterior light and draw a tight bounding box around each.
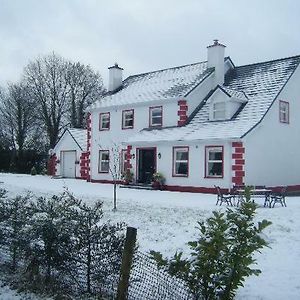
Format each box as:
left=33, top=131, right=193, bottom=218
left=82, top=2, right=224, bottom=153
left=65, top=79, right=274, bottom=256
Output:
left=158, top=153, right=161, bottom=159
left=131, top=153, right=135, bottom=159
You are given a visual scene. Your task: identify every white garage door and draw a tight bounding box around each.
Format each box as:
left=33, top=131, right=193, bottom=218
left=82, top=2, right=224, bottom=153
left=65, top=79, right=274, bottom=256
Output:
left=62, top=151, right=76, bottom=178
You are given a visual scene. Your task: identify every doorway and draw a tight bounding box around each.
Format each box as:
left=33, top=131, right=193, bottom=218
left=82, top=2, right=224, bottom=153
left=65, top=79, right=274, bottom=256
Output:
left=61, top=151, right=76, bottom=178
left=137, top=148, right=156, bottom=184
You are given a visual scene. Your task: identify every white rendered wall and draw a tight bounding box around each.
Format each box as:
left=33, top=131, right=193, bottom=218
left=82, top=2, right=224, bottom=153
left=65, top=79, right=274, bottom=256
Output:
left=186, top=73, right=215, bottom=116
left=244, top=65, right=300, bottom=187
left=129, top=141, right=232, bottom=189
left=90, top=100, right=178, bottom=181
left=53, top=133, right=82, bottom=178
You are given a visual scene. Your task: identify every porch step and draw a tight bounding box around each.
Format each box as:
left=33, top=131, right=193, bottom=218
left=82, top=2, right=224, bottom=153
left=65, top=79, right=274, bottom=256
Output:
left=120, top=184, right=153, bottom=190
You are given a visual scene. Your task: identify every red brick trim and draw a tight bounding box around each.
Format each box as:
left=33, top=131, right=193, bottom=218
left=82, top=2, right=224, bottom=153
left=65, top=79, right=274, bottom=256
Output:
left=177, top=99, right=188, bottom=126
left=80, top=151, right=89, bottom=179
left=47, top=154, right=57, bottom=176
left=126, top=145, right=133, bottom=172
left=86, top=113, right=92, bottom=181
left=231, top=141, right=245, bottom=186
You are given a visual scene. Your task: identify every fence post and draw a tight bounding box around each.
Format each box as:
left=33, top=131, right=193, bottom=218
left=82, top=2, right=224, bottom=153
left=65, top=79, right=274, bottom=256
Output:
left=117, top=226, right=137, bottom=300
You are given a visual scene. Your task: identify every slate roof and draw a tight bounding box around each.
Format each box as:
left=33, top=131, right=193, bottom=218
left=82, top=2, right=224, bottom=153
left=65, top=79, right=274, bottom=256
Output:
left=90, top=61, right=214, bottom=109
left=126, top=55, right=300, bottom=144
left=67, top=128, right=87, bottom=151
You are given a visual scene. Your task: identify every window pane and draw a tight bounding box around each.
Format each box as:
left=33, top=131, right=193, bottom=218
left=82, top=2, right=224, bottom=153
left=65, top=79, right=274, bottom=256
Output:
left=175, top=162, right=188, bottom=175
left=125, top=119, right=133, bottom=127
left=101, top=152, right=109, bottom=161
left=209, top=151, right=222, bottom=160
left=176, top=151, right=188, bottom=160
left=208, top=162, right=222, bottom=176
left=101, top=162, right=109, bottom=172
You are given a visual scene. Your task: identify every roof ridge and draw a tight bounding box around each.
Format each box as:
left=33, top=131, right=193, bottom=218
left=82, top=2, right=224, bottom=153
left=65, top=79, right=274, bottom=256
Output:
left=236, top=54, right=300, bottom=69
left=124, top=56, right=232, bottom=82
left=125, top=60, right=208, bottom=81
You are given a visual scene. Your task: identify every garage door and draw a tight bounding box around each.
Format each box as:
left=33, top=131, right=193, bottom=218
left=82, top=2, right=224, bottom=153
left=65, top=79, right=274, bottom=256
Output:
left=62, top=151, right=76, bottom=178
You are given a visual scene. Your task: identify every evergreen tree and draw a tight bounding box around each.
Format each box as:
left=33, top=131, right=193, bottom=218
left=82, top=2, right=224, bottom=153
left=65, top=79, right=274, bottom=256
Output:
left=151, top=187, right=272, bottom=300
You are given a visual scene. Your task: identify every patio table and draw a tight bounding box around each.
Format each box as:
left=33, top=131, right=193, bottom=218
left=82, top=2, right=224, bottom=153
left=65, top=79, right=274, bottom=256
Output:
left=235, top=188, right=272, bottom=207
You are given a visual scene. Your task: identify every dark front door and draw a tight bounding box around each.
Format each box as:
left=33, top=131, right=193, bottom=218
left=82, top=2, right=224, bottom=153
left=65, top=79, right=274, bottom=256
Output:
left=138, top=148, right=156, bottom=184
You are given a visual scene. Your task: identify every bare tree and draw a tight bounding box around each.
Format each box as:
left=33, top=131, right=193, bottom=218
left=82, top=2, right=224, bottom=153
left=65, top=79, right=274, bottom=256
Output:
left=24, top=53, right=69, bottom=148
left=0, top=82, right=36, bottom=152
left=99, top=142, right=124, bottom=211
left=66, top=62, right=105, bottom=128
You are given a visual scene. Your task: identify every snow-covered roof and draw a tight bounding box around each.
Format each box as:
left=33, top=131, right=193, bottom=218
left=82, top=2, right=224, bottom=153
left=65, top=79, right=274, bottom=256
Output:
left=90, top=61, right=214, bottom=109
left=68, top=128, right=87, bottom=150
left=220, top=86, right=248, bottom=102
left=126, top=55, right=300, bottom=144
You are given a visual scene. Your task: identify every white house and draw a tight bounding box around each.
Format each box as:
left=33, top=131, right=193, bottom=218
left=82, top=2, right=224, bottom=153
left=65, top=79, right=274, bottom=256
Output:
left=56, top=40, right=300, bottom=193
left=50, top=128, right=87, bottom=179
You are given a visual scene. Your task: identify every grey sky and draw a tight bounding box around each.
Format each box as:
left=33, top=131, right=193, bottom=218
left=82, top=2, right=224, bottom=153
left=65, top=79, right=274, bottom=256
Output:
left=0, top=0, right=299, bottom=87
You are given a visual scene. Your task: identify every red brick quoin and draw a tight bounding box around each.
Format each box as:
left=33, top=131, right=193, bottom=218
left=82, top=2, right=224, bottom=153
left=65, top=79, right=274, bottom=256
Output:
left=177, top=99, right=188, bottom=126
left=47, top=154, right=57, bottom=176
left=86, top=113, right=92, bottom=182
left=232, top=141, right=245, bottom=186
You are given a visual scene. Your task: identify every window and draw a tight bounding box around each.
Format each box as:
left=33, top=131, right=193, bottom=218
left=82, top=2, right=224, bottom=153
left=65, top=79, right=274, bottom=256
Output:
left=98, top=150, right=109, bottom=173
left=122, top=109, right=134, bottom=129
left=120, top=149, right=127, bottom=174
left=279, top=101, right=289, bottom=123
left=173, top=147, right=189, bottom=177
left=213, top=102, right=226, bottom=120
left=205, top=146, right=223, bottom=178
left=99, top=112, right=110, bottom=130
left=149, top=106, right=163, bottom=127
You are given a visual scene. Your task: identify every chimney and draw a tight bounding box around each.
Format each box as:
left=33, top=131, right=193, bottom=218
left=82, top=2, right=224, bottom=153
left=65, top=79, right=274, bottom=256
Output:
left=207, top=39, right=226, bottom=86
left=108, top=63, right=123, bottom=92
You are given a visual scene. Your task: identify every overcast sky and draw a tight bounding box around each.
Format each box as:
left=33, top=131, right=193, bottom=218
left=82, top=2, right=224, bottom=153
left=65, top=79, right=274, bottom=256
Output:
left=0, top=0, right=299, bottom=87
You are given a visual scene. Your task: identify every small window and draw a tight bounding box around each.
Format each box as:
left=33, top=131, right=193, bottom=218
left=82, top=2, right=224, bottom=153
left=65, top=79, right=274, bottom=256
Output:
left=149, top=106, right=163, bottom=127
left=213, top=102, right=226, bottom=120
left=205, top=146, right=223, bottom=178
left=98, top=150, right=109, bottom=173
left=279, top=101, right=289, bottom=124
left=122, top=109, right=134, bottom=129
left=173, top=147, right=189, bottom=177
left=99, top=112, right=110, bottom=130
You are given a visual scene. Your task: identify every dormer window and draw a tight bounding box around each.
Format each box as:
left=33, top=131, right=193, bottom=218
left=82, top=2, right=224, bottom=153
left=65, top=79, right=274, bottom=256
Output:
left=208, top=86, right=248, bottom=121
left=149, top=106, right=163, bottom=127
left=213, top=102, right=226, bottom=120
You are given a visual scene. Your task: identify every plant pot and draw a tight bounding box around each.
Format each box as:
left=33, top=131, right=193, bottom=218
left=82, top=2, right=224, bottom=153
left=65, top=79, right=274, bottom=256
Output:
left=152, top=181, right=161, bottom=190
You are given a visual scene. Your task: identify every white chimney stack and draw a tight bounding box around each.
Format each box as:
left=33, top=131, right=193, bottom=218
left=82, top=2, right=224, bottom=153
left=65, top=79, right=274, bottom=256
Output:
left=207, top=40, right=226, bottom=86
left=108, top=63, right=123, bottom=92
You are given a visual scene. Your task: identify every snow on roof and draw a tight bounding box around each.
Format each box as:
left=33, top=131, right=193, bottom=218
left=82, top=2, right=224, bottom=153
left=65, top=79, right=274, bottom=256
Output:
left=90, top=61, right=213, bottom=109
left=220, top=86, right=248, bottom=102
left=68, top=128, right=87, bottom=150
left=126, top=55, right=300, bottom=144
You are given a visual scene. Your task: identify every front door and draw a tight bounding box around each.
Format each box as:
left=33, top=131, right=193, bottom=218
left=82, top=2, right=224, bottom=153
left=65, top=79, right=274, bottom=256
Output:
left=61, top=151, right=76, bottom=178
left=137, top=148, right=156, bottom=184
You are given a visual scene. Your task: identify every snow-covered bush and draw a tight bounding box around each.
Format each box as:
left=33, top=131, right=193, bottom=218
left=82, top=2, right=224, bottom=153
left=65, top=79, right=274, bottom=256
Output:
left=151, top=187, right=272, bottom=300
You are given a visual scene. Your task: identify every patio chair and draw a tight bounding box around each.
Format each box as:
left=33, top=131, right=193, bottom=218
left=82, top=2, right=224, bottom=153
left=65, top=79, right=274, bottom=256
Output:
left=270, top=186, right=287, bottom=208
left=231, top=185, right=245, bottom=206
left=215, top=185, right=234, bottom=206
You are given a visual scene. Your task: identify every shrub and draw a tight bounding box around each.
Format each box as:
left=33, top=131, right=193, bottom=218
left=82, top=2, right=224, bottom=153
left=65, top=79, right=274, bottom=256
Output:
left=30, top=166, right=37, bottom=175
left=151, top=187, right=272, bottom=300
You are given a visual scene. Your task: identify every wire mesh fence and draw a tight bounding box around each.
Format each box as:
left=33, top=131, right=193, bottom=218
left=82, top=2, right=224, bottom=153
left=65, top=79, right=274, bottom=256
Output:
left=127, top=251, right=193, bottom=300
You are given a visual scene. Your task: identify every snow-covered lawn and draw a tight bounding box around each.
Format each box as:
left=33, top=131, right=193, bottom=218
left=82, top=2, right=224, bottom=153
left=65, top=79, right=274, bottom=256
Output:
left=0, top=173, right=300, bottom=299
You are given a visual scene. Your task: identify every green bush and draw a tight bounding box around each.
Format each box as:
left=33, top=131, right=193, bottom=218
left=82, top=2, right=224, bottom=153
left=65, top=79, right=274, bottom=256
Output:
left=151, top=186, right=272, bottom=300
left=30, top=166, right=37, bottom=175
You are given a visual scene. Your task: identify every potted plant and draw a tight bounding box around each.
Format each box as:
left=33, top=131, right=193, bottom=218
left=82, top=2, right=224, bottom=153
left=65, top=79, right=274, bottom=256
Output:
left=122, top=169, right=134, bottom=185
left=152, top=172, right=166, bottom=190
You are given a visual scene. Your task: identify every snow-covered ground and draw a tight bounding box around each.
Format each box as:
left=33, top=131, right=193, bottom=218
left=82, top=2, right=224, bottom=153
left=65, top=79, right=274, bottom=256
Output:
left=0, top=173, right=300, bottom=299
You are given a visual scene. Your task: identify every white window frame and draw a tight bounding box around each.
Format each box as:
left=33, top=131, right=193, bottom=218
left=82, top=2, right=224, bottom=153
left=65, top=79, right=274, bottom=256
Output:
left=213, top=102, right=226, bottom=120
left=98, top=150, right=109, bottom=173
left=122, top=109, right=134, bottom=129
left=173, top=147, right=189, bottom=177
left=99, top=112, right=110, bottom=130
left=279, top=101, right=289, bottom=124
left=205, top=146, right=223, bottom=178
left=149, top=106, right=163, bottom=127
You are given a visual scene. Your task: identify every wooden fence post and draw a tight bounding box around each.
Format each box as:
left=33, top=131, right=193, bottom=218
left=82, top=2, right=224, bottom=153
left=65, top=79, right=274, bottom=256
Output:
left=117, top=226, right=137, bottom=300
